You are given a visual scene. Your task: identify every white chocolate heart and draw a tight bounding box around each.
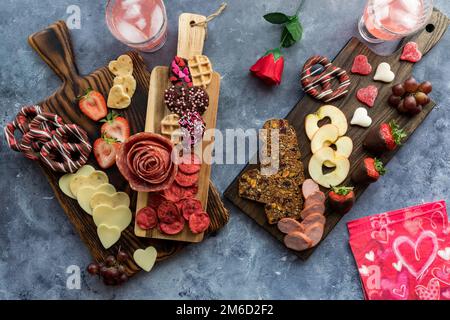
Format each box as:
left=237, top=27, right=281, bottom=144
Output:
left=114, top=75, right=136, bottom=97
left=108, top=85, right=131, bottom=109
left=59, top=165, right=95, bottom=199
left=90, top=192, right=130, bottom=211
left=69, top=171, right=109, bottom=198
left=133, top=246, right=157, bottom=272
left=351, top=107, right=372, bottom=128
left=97, top=224, right=121, bottom=249
left=92, top=204, right=132, bottom=231
left=108, top=55, right=133, bottom=77
left=373, top=62, right=395, bottom=83
left=77, top=183, right=116, bottom=215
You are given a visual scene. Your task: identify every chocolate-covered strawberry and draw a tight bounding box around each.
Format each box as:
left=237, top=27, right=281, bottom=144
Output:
left=328, top=187, right=355, bottom=215
left=363, top=121, right=407, bottom=155
left=352, top=157, right=386, bottom=185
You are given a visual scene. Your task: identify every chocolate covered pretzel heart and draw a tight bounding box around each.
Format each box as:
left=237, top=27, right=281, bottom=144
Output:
left=300, top=56, right=351, bottom=103
left=4, top=105, right=43, bottom=152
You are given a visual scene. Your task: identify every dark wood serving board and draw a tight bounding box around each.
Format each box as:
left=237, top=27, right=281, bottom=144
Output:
left=27, top=21, right=229, bottom=277
left=225, top=9, right=449, bottom=260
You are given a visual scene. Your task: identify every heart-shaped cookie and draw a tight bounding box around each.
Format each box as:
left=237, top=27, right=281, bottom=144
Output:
left=374, top=62, right=395, bottom=83
left=92, top=204, right=132, bottom=231
left=77, top=183, right=116, bottom=215
left=97, top=224, right=121, bottom=249
left=351, top=54, right=372, bottom=75
left=400, top=42, right=422, bottom=63
left=351, top=107, right=372, bottom=127
left=357, top=85, right=378, bottom=107
left=90, top=191, right=130, bottom=211
left=133, top=246, right=157, bottom=272
left=59, top=165, right=95, bottom=199
left=114, top=75, right=136, bottom=97
left=108, top=85, right=131, bottom=109
left=108, top=55, right=133, bottom=77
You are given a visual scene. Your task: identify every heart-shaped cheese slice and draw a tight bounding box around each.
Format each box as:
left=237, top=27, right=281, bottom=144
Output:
left=93, top=204, right=132, bottom=231
left=69, top=171, right=109, bottom=198
left=108, top=55, right=133, bottom=77
left=59, top=165, right=95, bottom=199
left=373, top=62, right=395, bottom=83
left=90, top=192, right=130, bottom=211
left=78, top=183, right=116, bottom=215
left=97, top=224, right=121, bottom=249
left=108, top=85, right=131, bottom=109
left=114, top=75, right=136, bottom=97
left=351, top=107, right=372, bottom=128
left=133, top=246, right=157, bottom=272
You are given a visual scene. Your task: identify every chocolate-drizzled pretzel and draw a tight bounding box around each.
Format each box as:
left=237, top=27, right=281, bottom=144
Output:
left=39, top=124, right=92, bottom=173
left=4, top=105, right=43, bottom=152
left=300, top=56, right=351, bottom=103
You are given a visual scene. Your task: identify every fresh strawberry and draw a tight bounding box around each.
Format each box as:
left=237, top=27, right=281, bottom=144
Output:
left=329, top=186, right=355, bottom=215
left=100, top=111, right=130, bottom=143
left=93, top=135, right=121, bottom=169
left=78, top=88, right=107, bottom=121
left=352, top=157, right=386, bottom=185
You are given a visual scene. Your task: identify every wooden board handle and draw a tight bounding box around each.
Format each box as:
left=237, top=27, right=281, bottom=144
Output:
left=396, top=8, right=449, bottom=58
left=177, top=13, right=207, bottom=59
left=28, top=20, right=80, bottom=83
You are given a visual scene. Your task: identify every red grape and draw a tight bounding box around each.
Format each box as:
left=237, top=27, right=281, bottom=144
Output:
left=117, top=274, right=129, bottom=284
left=117, top=265, right=126, bottom=275
left=418, top=81, right=432, bottom=94
left=409, top=104, right=423, bottom=115
left=87, top=263, right=99, bottom=275
left=105, top=255, right=116, bottom=267
left=104, top=267, right=119, bottom=279
left=388, top=95, right=401, bottom=107
left=404, top=77, right=419, bottom=93
left=392, top=84, right=405, bottom=96
left=117, top=251, right=129, bottom=263
left=397, top=100, right=408, bottom=113
left=99, top=266, right=108, bottom=276
left=415, top=92, right=430, bottom=106
left=403, top=95, right=417, bottom=111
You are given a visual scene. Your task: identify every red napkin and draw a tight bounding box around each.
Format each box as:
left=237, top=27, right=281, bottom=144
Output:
left=347, top=201, right=450, bottom=300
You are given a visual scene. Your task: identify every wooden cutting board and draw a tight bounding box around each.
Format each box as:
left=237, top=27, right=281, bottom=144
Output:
left=135, top=14, right=221, bottom=243
left=225, top=8, right=449, bottom=260
left=26, top=20, right=229, bottom=277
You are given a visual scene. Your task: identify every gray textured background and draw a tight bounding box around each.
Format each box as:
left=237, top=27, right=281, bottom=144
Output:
left=1, top=0, right=449, bottom=300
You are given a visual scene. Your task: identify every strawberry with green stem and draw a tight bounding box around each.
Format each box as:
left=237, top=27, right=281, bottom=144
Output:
left=352, top=157, right=386, bottom=185
left=329, top=186, right=355, bottom=215
left=363, top=120, right=407, bottom=154
left=100, top=111, right=130, bottom=143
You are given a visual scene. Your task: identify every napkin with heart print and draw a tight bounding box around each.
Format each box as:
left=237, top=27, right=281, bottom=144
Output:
left=347, top=201, right=450, bottom=300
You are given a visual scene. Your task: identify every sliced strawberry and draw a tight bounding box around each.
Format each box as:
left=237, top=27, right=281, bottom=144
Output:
left=78, top=88, right=107, bottom=121
left=100, top=111, right=130, bottom=143
left=93, top=136, right=121, bottom=169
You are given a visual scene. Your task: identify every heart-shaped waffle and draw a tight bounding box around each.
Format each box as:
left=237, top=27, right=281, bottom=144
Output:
left=188, top=55, right=213, bottom=89
left=160, top=113, right=182, bottom=144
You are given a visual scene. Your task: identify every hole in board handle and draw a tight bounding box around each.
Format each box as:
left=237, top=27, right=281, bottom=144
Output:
left=190, top=20, right=197, bottom=26
left=426, top=24, right=435, bottom=33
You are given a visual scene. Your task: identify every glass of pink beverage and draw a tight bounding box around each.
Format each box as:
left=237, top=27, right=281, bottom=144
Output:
left=106, top=0, right=168, bottom=52
left=358, top=0, right=433, bottom=43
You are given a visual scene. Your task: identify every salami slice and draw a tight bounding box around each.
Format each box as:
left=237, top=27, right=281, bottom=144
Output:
left=136, top=206, right=158, bottom=230
left=116, top=132, right=178, bottom=192
left=188, top=212, right=210, bottom=234
left=157, top=200, right=181, bottom=224
left=175, top=170, right=199, bottom=187
left=159, top=219, right=185, bottom=235
left=302, top=179, right=320, bottom=199
left=180, top=198, right=203, bottom=221
left=178, top=153, right=201, bottom=174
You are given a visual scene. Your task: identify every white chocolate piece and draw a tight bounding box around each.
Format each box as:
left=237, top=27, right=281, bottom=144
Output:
left=97, top=224, right=121, bottom=249
left=90, top=192, right=130, bottom=211
left=114, top=75, right=136, bottom=97
left=108, top=55, right=133, bottom=77
left=58, top=165, right=95, bottom=199
left=108, top=85, right=131, bottom=109
left=69, top=171, right=109, bottom=198
left=92, top=205, right=132, bottom=232
left=133, top=247, right=157, bottom=272
left=351, top=107, right=373, bottom=128
left=77, top=184, right=116, bottom=215
left=373, top=62, right=395, bottom=83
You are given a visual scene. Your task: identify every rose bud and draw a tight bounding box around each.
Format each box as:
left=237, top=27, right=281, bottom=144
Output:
left=250, top=48, right=284, bottom=86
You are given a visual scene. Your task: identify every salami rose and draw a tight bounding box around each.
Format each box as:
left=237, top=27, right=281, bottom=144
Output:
left=117, top=133, right=178, bottom=192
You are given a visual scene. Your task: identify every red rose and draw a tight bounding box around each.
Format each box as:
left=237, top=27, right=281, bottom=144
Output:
left=250, top=48, right=284, bottom=85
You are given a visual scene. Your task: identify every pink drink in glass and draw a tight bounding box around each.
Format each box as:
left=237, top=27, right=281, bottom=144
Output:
left=359, top=0, right=433, bottom=43
left=106, top=0, right=168, bottom=52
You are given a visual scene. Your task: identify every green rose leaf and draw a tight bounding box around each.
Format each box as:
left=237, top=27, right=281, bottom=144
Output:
left=280, top=27, right=296, bottom=48
left=286, top=16, right=303, bottom=42
left=263, top=12, right=290, bottom=24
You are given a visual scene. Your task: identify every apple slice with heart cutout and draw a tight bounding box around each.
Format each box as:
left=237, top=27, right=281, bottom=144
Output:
left=308, top=147, right=350, bottom=188
left=311, top=125, right=353, bottom=168
left=305, top=105, right=348, bottom=140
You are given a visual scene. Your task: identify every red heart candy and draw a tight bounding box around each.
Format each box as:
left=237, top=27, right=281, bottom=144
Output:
left=400, top=42, right=422, bottom=63
left=357, top=85, right=378, bottom=108
left=351, top=54, right=372, bottom=75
